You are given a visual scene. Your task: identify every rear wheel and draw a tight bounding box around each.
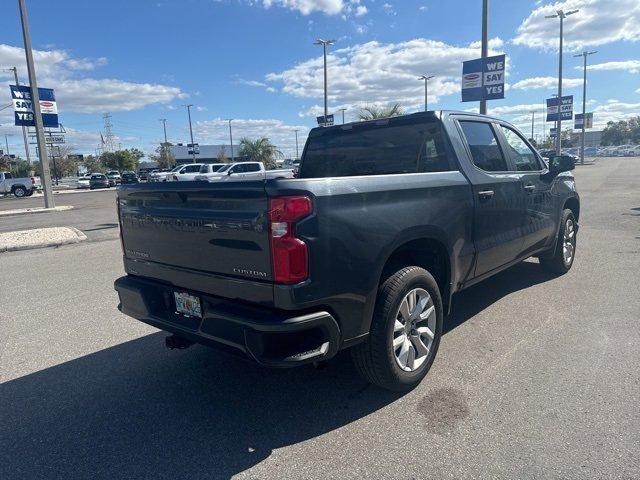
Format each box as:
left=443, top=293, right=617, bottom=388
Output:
left=352, top=266, right=443, bottom=391
left=540, top=209, right=577, bottom=274
left=12, top=186, right=27, bottom=198
left=24, top=189, right=34, bottom=197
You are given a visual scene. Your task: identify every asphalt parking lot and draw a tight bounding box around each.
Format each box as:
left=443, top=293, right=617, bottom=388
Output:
left=1, top=158, right=639, bottom=479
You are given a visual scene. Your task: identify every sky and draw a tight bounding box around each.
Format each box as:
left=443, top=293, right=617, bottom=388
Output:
left=0, top=0, right=639, bottom=159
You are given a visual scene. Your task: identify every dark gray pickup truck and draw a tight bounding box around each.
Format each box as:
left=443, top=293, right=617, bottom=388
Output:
left=114, top=111, right=579, bottom=391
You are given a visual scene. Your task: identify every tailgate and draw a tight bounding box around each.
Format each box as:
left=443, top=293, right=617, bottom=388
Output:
left=118, top=181, right=272, bottom=284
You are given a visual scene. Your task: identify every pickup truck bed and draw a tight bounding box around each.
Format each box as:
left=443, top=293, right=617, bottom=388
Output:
left=115, top=111, right=580, bottom=390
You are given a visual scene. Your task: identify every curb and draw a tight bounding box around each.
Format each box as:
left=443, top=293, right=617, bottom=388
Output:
left=0, top=226, right=87, bottom=253
left=0, top=205, right=74, bottom=217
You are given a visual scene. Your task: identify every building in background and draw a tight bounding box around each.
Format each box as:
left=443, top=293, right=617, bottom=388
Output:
left=583, top=130, right=603, bottom=147
left=170, top=144, right=240, bottom=164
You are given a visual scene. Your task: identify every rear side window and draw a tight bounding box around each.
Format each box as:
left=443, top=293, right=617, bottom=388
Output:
left=4, top=172, right=12, bottom=179
left=246, top=163, right=261, bottom=172
left=301, top=121, right=452, bottom=178
left=459, top=121, right=508, bottom=172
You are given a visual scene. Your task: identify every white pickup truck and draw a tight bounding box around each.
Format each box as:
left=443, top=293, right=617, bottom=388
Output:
left=194, top=162, right=293, bottom=182
left=167, top=163, right=207, bottom=181
left=0, top=171, right=41, bottom=198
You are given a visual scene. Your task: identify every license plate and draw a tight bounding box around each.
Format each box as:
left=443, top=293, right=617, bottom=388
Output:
left=174, top=291, right=202, bottom=318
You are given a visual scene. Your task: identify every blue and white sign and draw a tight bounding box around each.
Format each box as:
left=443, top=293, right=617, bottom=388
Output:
left=10, top=85, right=59, bottom=128
left=546, top=96, right=573, bottom=122
left=461, top=54, right=505, bottom=102
left=316, top=114, right=334, bottom=126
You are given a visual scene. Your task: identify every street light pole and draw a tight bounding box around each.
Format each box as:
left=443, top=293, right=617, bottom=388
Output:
left=4, top=134, right=11, bottom=155
left=314, top=39, right=335, bottom=123
left=184, top=104, right=195, bottom=162
left=574, top=50, right=597, bottom=164
left=18, top=0, right=54, bottom=207
left=294, top=129, right=299, bottom=159
left=530, top=111, right=535, bottom=143
left=4, top=67, right=31, bottom=162
left=418, top=75, right=435, bottom=111
left=546, top=8, right=579, bottom=156
left=339, top=108, right=346, bottom=124
left=227, top=119, right=234, bottom=160
left=480, top=0, right=488, bottom=115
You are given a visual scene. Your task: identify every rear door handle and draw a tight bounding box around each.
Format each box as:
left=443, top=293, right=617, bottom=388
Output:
left=478, top=190, right=494, bottom=200
left=523, top=184, right=536, bottom=192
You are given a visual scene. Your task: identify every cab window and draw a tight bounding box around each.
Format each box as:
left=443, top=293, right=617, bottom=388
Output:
left=500, top=125, right=542, bottom=172
left=459, top=121, right=508, bottom=172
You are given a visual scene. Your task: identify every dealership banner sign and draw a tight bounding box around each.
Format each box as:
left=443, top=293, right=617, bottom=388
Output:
left=10, top=85, right=59, bottom=128
left=546, top=95, right=573, bottom=122
left=574, top=112, right=593, bottom=129
left=461, top=54, right=505, bottom=102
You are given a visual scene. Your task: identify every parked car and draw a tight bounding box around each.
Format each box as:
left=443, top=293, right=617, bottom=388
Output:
left=194, top=161, right=293, bottom=182
left=167, top=163, right=205, bottom=181
left=115, top=111, right=580, bottom=391
left=0, top=171, right=41, bottom=198
left=192, top=163, right=227, bottom=181
left=89, top=173, right=110, bottom=190
left=120, top=171, right=139, bottom=184
left=77, top=174, right=92, bottom=189
left=148, top=166, right=181, bottom=182
left=106, top=170, right=121, bottom=186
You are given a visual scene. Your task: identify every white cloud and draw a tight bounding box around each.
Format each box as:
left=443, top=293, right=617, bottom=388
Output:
left=512, top=76, right=583, bottom=90
left=0, top=44, right=185, bottom=114
left=583, top=60, right=640, bottom=74
left=513, top=0, right=640, bottom=50
left=265, top=37, right=505, bottom=115
left=591, top=99, right=640, bottom=127
left=193, top=118, right=310, bottom=157
left=260, top=0, right=344, bottom=15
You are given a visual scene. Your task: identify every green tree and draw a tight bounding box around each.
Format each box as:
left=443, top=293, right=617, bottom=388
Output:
left=238, top=137, right=281, bottom=170
left=357, top=103, right=404, bottom=121
left=601, top=117, right=640, bottom=146
left=149, top=143, right=175, bottom=169
left=10, top=160, right=32, bottom=177
left=82, top=155, right=106, bottom=174
left=100, top=150, right=139, bottom=172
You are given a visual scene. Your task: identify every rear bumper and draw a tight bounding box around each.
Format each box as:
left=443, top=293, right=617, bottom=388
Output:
left=114, top=275, right=341, bottom=367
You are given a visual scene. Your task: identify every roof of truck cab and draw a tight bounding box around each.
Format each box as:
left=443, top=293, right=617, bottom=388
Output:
left=309, top=110, right=506, bottom=137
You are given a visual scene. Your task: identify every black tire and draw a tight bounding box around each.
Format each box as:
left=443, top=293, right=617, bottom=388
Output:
left=24, top=189, right=34, bottom=197
left=540, top=209, right=577, bottom=274
left=12, top=186, right=27, bottom=198
left=351, top=266, right=443, bottom=391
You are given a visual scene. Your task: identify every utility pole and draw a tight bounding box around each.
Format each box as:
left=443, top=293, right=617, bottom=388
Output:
left=418, top=75, right=435, bottom=111
left=102, top=113, right=115, bottom=152
left=530, top=111, right=535, bottom=143
left=4, top=134, right=11, bottom=155
left=339, top=108, right=347, bottom=124
left=314, top=39, right=335, bottom=123
left=574, top=50, right=597, bottom=164
left=18, top=0, right=54, bottom=207
left=479, top=0, right=488, bottom=115
left=294, top=129, right=299, bottom=159
left=184, top=104, right=196, bottom=162
left=159, top=118, right=168, bottom=143
left=546, top=8, right=579, bottom=155
left=4, top=67, right=31, bottom=162
left=227, top=119, right=234, bottom=160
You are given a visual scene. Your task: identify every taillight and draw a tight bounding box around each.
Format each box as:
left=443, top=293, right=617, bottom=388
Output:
left=268, top=195, right=312, bottom=284
left=116, top=199, right=125, bottom=255
left=31, top=177, right=35, bottom=185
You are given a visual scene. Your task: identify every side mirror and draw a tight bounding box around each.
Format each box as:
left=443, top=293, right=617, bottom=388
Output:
left=549, top=155, right=575, bottom=175
left=227, top=170, right=233, bottom=176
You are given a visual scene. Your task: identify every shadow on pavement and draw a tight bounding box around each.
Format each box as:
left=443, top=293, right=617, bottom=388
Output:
left=1, top=335, right=399, bottom=480
left=1, top=260, right=555, bottom=479
left=445, top=260, right=555, bottom=334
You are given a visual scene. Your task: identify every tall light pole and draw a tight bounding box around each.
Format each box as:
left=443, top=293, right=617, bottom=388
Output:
left=314, top=39, right=335, bottom=123
left=530, top=111, right=535, bottom=143
left=574, top=50, right=597, bottom=164
left=546, top=8, right=579, bottom=155
left=480, top=0, right=489, bottom=115
left=184, top=104, right=196, bottom=162
left=2, top=67, right=31, bottom=162
left=294, top=129, right=299, bottom=159
left=339, top=108, right=347, bottom=124
left=18, top=0, right=54, bottom=207
left=418, top=75, right=435, bottom=111
left=227, top=119, right=234, bottom=160
left=4, top=134, right=12, bottom=155
left=159, top=118, right=168, bottom=143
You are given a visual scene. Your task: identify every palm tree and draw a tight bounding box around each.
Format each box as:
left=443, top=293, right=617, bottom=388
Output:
left=357, top=103, right=404, bottom=121
left=238, top=137, right=282, bottom=170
